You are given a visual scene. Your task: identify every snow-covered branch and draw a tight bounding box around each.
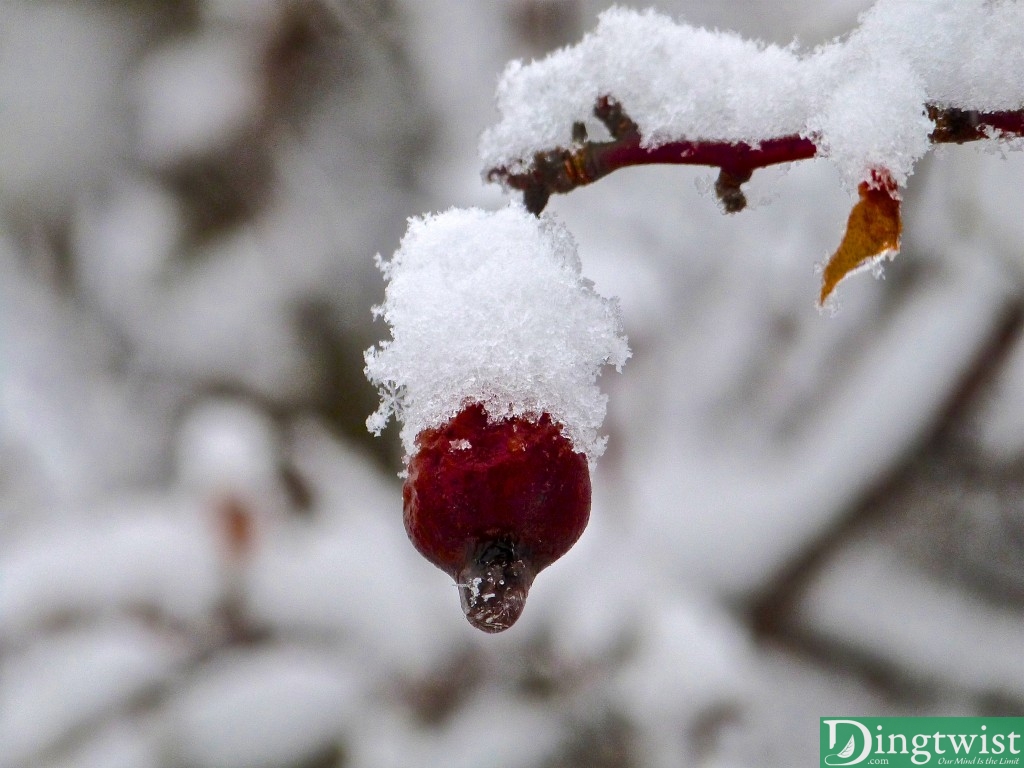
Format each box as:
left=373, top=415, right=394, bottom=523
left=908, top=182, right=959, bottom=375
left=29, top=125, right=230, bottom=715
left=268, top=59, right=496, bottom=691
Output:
left=480, top=3, right=1024, bottom=304
left=488, top=99, right=1024, bottom=215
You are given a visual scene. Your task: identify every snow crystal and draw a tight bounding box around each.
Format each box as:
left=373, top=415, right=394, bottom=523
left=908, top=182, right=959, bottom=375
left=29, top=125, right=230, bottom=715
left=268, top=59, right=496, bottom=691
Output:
left=480, top=2, right=1024, bottom=192
left=364, top=204, right=629, bottom=462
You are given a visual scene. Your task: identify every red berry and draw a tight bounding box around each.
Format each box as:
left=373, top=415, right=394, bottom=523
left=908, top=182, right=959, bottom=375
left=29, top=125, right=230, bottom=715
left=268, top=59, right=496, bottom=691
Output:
left=403, top=403, right=591, bottom=632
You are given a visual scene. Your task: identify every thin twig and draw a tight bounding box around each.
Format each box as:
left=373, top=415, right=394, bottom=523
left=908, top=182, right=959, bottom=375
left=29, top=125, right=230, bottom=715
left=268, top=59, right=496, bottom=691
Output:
left=487, top=97, right=1024, bottom=214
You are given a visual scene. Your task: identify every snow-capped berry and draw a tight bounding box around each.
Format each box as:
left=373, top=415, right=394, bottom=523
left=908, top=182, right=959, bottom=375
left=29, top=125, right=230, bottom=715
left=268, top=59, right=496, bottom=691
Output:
left=403, top=404, right=590, bottom=631
left=364, top=204, right=628, bottom=632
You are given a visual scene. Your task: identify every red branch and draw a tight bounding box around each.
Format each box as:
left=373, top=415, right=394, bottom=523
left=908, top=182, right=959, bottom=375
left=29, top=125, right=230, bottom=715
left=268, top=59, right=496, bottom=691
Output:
left=488, top=98, right=1024, bottom=215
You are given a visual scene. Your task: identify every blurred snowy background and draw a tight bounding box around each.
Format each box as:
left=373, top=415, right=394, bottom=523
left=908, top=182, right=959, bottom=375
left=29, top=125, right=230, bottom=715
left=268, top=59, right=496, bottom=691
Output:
left=0, top=1, right=1022, bottom=766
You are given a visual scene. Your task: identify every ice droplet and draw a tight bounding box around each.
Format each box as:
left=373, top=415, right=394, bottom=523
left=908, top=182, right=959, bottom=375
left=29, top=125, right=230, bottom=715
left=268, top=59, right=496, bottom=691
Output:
left=456, top=540, right=535, bottom=633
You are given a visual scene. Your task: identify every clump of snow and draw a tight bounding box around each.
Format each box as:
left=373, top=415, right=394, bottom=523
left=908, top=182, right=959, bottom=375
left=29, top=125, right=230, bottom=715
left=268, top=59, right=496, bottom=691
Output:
left=166, top=647, right=357, bottom=768
left=805, top=56, right=930, bottom=188
left=851, top=0, right=1024, bottom=113
left=72, top=178, right=182, bottom=313
left=0, top=621, right=183, bottom=768
left=0, top=498, right=223, bottom=642
left=481, top=2, right=1024, bottom=191
left=364, top=204, right=629, bottom=462
left=175, top=399, right=281, bottom=494
left=132, top=31, right=261, bottom=165
left=481, top=7, right=808, bottom=171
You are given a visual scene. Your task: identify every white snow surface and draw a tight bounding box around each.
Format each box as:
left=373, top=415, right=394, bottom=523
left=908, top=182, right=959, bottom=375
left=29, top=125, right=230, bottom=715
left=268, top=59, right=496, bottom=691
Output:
left=481, top=2, right=1024, bottom=187
left=797, top=539, right=1024, bottom=698
left=0, top=621, right=183, bottom=768
left=0, top=4, right=130, bottom=214
left=2, top=2, right=1024, bottom=767
left=132, top=31, right=262, bottom=165
left=0, top=497, right=223, bottom=642
left=364, top=204, right=630, bottom=462
left=167, top=646, right=358, bottom=768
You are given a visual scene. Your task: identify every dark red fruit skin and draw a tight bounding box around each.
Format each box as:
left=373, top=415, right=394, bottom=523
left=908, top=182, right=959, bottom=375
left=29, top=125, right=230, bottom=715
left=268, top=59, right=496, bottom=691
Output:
left=403, top=403, right=591, bottom=580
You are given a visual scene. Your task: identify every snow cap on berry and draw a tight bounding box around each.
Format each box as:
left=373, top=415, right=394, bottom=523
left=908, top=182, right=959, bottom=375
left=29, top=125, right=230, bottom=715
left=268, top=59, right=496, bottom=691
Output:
left=364, top=204, right=629, bottom=465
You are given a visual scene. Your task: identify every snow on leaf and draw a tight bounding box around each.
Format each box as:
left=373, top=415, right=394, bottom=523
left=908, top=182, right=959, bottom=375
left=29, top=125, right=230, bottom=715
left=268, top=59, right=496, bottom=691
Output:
left=818, top=171, right=902, bottom=307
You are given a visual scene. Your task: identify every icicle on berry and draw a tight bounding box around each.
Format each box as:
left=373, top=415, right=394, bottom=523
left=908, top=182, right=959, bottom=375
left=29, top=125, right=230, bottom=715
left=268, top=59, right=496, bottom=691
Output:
left=403, top=403, right=590, bottom=632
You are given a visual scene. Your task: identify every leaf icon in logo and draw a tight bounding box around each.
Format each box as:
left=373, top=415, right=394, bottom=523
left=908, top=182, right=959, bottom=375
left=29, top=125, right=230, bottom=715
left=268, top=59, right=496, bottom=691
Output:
left=824, top=719, right=872, bottom=765
left=837, top=735, right=856, bottom=759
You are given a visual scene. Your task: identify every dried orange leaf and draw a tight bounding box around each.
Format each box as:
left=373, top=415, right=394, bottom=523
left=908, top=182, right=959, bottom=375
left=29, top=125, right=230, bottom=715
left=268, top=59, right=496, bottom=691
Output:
left=818, top=176, right=902, bottom=306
